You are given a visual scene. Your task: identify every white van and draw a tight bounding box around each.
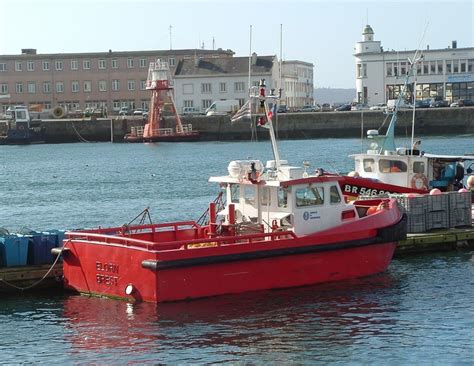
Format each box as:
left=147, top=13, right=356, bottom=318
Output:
left=387, top=99, right=410, bottom=111
left=205, top=100, right=240, bottom=116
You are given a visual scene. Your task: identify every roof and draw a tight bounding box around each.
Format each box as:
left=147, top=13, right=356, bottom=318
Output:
left=363, top=25, right=374, bottom=35
left=174, top=55, right=275, bottom=76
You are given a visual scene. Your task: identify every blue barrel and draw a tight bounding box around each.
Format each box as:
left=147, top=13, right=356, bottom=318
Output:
left=0, top=235, right=29, bottom=267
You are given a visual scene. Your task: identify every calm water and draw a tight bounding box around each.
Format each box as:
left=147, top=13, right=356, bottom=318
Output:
left=1, top=136, right=473, bottom=364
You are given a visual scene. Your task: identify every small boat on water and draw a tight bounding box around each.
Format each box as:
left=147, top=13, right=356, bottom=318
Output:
left=0, top=106, right=45, bottom=145
left=124, top=59, right=199, bottom=143
left=337, top=54, right=474, bottom=202
left=56, top=80, right=406, bottom=303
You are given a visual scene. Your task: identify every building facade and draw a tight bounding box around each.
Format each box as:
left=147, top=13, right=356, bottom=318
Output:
left=0, top=48, right=234, bottom=113
left=281, top=60, right=314, bottom=108
left=354, top=25, right=474, bottom=105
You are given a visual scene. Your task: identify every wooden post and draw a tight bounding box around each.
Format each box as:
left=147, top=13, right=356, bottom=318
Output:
left=110, top=118, right=114, bottom=143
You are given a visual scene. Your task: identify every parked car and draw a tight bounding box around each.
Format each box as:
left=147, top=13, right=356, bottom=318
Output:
left=458, top=99, right=474, bottom=107
left=133, top=109, right=145, bottom=116
left=351, top=103, right=370, bottom=111
left=118, top=107, right=131, bottom=116
left=430, top=100, right=449, bottom=108
left=369, top=103, right=387, bottom=110
left=415, top=100, right=431, bottom=108
left=335, top=104, right=351, bottom=111
left=299, top=105, right=319, bottom=112
left=450, top=101, right=460, bottom=107
left=321, top=103, right=332, bottom=112
left=277, top=105, right=289, bottom=113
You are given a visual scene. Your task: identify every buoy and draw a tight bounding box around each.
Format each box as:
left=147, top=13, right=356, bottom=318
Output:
left=366, top=206, right=378, bottom=215
left=458, top=188, right=469, bottom=193
left=406, top=193, right=418, bottom=198
left=430, top=188, right=442, bottom=195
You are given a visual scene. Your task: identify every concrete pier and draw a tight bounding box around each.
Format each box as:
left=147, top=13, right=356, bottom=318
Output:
left=2, top=106, right=471, bottom=144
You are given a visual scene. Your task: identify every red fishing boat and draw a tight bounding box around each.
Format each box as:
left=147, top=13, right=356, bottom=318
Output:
left=55, top=80, right=406, bottom=302
left=124, top=59, right=199, bottom=143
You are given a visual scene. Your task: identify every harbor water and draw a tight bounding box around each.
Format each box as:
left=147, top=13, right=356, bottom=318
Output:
left=1, top=136, right=473, bottom=363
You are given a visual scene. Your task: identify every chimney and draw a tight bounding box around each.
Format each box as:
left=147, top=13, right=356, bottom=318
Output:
left=21, top=48, right=36, bottom=55
left=427, top=45, right=429, bottom=50
left=194, top=55, right=200, bottom=67
left=251, top=52, right=257, bottom=66
left=452, top=40, right=457, bottom=49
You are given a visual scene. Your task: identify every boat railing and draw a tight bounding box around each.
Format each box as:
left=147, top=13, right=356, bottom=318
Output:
left=130, top=126, right=144, bottom=137
left=65, top=223, right=297, bottom=253
left=151, top=127, right=174, bottom=135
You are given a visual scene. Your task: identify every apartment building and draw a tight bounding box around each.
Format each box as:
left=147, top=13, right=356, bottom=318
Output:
left=0, top=48, right=234, bottom=113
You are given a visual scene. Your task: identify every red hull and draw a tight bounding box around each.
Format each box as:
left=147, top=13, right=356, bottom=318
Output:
left=60, top=201, right=405, bottom=302
left=124, top=132, right=200, bottom=143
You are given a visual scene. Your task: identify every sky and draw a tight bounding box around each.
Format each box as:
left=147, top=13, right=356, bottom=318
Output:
left=0, top=0, right=472, bottom=88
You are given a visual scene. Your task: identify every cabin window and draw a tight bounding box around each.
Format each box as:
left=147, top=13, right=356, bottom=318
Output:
left=295, top=186, right=324, bottom=207
left=244, top=185, right=255, bottom=205
left=379, top=159, right=407, bottom=173
left=261, top=187, right=271, bottom=206
left=330, top=186, right=341, bottom=204
left=278, top=187, right=288, bottom=208
left=230, top=184, right=239, bottom=203
left=413, top=161, right=425, bottom=174
left=363, top=159, right=375, bottom=172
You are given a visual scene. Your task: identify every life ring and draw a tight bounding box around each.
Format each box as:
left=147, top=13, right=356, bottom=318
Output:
left=411, top=173, right=429, bottom=190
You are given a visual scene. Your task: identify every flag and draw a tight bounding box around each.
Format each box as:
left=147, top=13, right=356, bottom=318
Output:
left=231, top=100, right=252, bottom=123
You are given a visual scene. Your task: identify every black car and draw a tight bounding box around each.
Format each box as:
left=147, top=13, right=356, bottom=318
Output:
left=335, top=104, right=351, bottom=111
left=430, top=100, right=449, bottom=108
left=459, top=99, right=474, bottom=107
left=415, top=100, right=431, bottom=108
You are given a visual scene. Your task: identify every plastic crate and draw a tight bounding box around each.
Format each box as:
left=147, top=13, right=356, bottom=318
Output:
left=26, top=232, right=59, bottom=265
left=392, top=194, right=428, bottom=215
left=426, top=210, right=449, bottom=230
left=407, top=213, right=426, bottom=233
left=0, top=235, right=29, bottom=267
left=448, top=191, right=472, bottom=210
left=427, top=193, right=449, bottom=212
left=449, top=208, right=472, bottom=228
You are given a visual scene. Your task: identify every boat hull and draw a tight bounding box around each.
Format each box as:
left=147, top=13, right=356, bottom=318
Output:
left=60, top=209, right=405, bottom=302
left=124, top=132, right=200, bottom=143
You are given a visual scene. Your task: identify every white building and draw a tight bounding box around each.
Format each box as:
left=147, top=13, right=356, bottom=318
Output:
left=173, top=53, right=314, bottom=112
left=354, top=25, right=474, bottom=105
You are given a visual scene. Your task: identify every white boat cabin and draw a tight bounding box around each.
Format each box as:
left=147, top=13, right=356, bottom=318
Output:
left=209, top=160, right=359, bottom=236
left=351, top=148, right=467, bottom=192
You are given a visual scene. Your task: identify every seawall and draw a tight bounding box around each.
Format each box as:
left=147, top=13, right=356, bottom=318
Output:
left=20, top=107, right=474, bottom=143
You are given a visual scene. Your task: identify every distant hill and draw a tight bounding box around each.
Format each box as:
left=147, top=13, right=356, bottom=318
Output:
left=314, top=88, right=356, bottom=105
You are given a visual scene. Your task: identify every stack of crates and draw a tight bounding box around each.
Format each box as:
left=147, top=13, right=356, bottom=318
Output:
left=392, top=194, right=428, bottom=233
left=447, top=191, right=472, bottom=228
left=25, top=230, right=65, bottom=265
left=0, top=234, right=29, bottom=267
left=426, top=193, right=450, bottom=230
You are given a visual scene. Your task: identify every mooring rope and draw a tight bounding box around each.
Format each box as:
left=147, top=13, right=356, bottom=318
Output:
left=71, top=122, right=90, bottom=143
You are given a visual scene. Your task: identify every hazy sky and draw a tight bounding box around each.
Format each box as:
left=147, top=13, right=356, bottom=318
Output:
left=0, top=0, right=472, bottom=88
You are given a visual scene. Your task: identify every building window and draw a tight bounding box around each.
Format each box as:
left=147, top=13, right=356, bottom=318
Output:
left=98, top=59, right=106, bottom=69
left=0, top=83, right=8, bottom=93
left=169, top=58, right=176, bottom=66
left=453, top=60, right=459, bottom=73
left=111, top=59, right=118, bottom=68
left=201, top=83, right=211, bottom=93
left=43, top=81, right=51, bottom=94
left=202, top=99, right=212, bottom=109
left=83, top=81, right=92, bottom=92
left=430, top=61, right=436, bottom=74
left=112, top=80, right=120, bottom=91
left=127, top=80, right=135, bottom=91
left=184, top=100, right=194, bottom=108
left=219, top=82, right=226, bottom=92
left=27, top=82, right=36, bottom=94
left=56, top=81, right=64, bottom=93
left=71, top=60, right=79, bottom=70
left=15, top=61, right=22, bottom=71
left=234, top=82, right=245, bottom=92
left=27, top=61, right=34, bottom=71
left=140, top=80, right=147, bottom=90
left=127, top=58, right=134, bottom=68
left=386, top=63, right=393, bottom=76
left=437, top=61, right=443, bottom=74
left=83, top=59, right=91, bottom=70
left=362, top=63, right=367, bottom=77
left=460, top=60, right=466, bottom=73
left=400, top=62, right=406, bottom=76
left=55, top=60, right=63, bottom=71
left=237, top=98, right=245, bottom=107
left=139, top=58, right=147, bottom=68
left=183, top=84, right=194, bottom=94
left=423, top=62, right=429, bottom=75
left=446, top=61, right=452, bottom=73
left=71, top=81, right=80, bottom=93
left=113, top=100, right=121, bottom=110
left=15, top=83, right=23, bottom=93
left=468, top=59, right=474, bottom=73
left=98, top=80, right=107, bottom=92
left=42, top=60, right=50, bottom=71
left=0, top=63, right=6, bottom=72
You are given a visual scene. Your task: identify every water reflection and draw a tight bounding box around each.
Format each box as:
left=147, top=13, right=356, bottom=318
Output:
left=62, top=273, right=401, bottom=362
